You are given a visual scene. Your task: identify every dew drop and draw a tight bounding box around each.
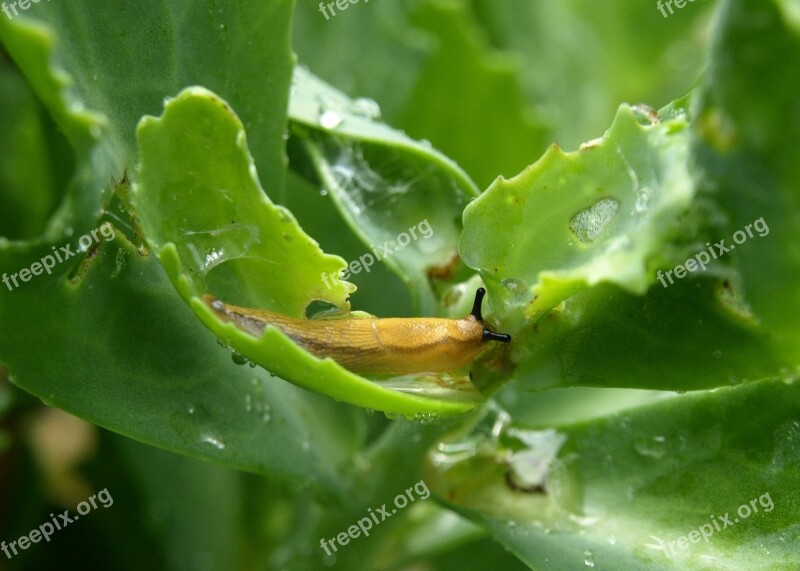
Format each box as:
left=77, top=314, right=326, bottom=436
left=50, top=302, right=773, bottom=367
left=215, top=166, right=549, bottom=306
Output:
left=501, top=277, right=526, bottom=298
left=200, top=434, right=226, bottom=450
left=352, top=97, right=381, bottom=120
left=319, top=109, right=343, bottom=130
left=204, top=249, right=225, bottom=270
left=631, top=104, right=660, bottom=125
left=634, top=186, right=652, bottom=213
left=634, top=435, right=667, bottom=459
left=583, top=549, right=595, bottom=568
left=231, top=351, right=249, bottom=366
left=569, top=198, right=619, bottom=243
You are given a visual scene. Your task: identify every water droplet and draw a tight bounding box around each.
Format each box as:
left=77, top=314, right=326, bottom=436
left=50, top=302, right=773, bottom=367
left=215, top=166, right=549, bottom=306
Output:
left=583, top=549, right=595, bottom=567
left=216, top=338, right=228, bottom=349
left=231, top=351, right=249, bottom=366
left=420, top=412, right=439, bottom=424
left=779, top=367, right=798, bottom=384
left=352, top=97, right=381, bottom=120
left=200, top=434, right=226, bottom=449
left=204, top=248, right=225, bottom=270
left=431, top=440, right=478, bottom=465
left=501, top=278, right=526, bottom=297
left=631, top=104, right=660, bottom=125
left=245, top=378, right=272, bottom=422
left=634, top=435, right=667, bottom=459
left=712, top=349, right=722, bottom=358
left=319, top=109, right=343, bottom=129
left=320, top=188, right=329, bottom=196
left=187, top=404, right=196, bottom=415
left=569, top=198, right=619, bottom=243
left=634, top=186, right=652, bottom=213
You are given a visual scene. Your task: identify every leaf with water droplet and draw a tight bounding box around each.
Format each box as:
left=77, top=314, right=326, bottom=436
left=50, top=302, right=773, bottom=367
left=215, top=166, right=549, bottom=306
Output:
left=426, top=378, right=800, bottom=569
left=135, top=87, right=480, bottom=418
left=462, top=104, right=696, bottom=323
left=289, top=67, right=479, bottom=314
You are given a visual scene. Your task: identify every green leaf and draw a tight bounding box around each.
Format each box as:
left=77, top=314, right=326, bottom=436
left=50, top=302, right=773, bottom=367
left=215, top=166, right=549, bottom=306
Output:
left=461, top=101, right=795, bottom=392
left=289, top=67, right=480, bottom=314
left=425, top=378, right=800, bottom=569
left=462, top=104, right=695, bottom=318
left=0, top=2, right=368, bottom=483
left=512, top=279, right=789, bottom=392
left=397, top=0, right=549, bottom=189
left=0, top=56, right=64, bottom=239
left=292, top=0, right=549, bottom=190
left=135, top=87, right=482, bottom=418
left=471, top=0, right=714, bottom=149
left=0, top=233, right=364, bottom=486
left=693, top=0, right=800, bottom=359
left=1, top=0, right=293, bottom=199
left=291, top=0, right=429, bottom=121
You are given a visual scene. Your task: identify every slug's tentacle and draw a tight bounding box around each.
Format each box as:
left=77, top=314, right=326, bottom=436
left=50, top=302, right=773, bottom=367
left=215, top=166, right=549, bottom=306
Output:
left=471, top=287, right=512, bottom=344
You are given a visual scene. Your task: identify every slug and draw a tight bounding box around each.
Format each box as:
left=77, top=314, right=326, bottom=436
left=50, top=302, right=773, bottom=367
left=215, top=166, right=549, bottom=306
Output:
left=203, top=288, right=511, bottom=375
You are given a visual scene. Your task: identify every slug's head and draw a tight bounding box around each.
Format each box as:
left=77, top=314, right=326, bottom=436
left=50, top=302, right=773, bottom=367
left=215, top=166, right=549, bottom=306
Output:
left=470, top=288, right=511, bottom=344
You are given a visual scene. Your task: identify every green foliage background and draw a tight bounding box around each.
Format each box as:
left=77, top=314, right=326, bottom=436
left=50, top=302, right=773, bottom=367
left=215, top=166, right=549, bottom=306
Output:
left=1, top=0, right=799, bottom=569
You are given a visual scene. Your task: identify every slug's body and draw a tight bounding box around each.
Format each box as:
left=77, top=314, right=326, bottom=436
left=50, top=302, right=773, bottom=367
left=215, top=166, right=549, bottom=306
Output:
left=204, top=288, right=510, bottom=375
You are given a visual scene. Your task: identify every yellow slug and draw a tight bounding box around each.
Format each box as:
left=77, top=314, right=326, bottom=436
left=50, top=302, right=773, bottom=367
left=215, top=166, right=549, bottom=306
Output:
left=203, top=288, right=511, bottom=375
